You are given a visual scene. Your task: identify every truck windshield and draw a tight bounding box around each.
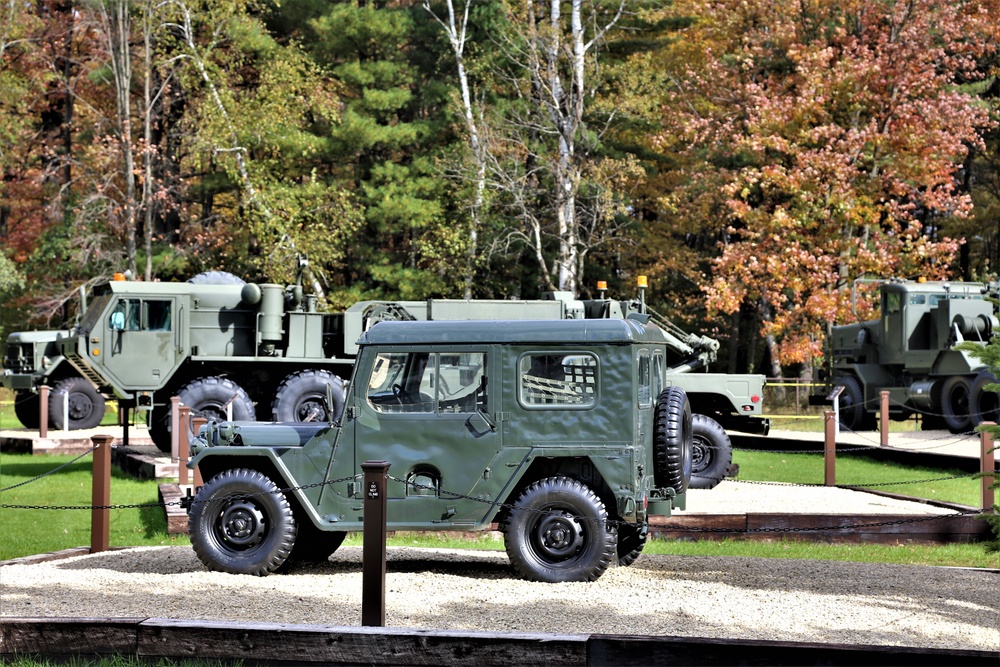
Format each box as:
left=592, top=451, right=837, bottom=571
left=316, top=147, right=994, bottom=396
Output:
left=78, top=294, right=113, bottom=334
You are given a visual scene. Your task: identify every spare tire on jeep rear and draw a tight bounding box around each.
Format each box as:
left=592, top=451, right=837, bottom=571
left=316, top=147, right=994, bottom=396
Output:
left=653, top=386, right=693, bottom=492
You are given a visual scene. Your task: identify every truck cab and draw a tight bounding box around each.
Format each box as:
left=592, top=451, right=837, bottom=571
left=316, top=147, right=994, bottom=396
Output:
left=187, top=317, right=693, bottom=583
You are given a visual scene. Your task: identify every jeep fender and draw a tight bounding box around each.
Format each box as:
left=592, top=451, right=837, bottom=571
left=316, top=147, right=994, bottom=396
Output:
left=494, top=448, right=644, bottom=525
left=191, top=448, right=330, bottom=531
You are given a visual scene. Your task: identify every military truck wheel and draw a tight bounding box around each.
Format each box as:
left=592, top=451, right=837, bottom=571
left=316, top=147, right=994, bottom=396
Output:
left=13, top=391, right=41, bottom=429
left=616, top=523, right=647, bottom=567
left=49, top=377, right=106, bottom=430
left=940, top=376, right=973, bottom=433
left=970, top=371, right=1000, bottom=426
left=187, top=271, right=245, bottom=285
left=653, top=386, right=693, bottom=492
left=502, top=476, right=617, bottom=583
left=689, top=414, right=732, bottom=490
left=833, top=376, right=870, bottom=432
left=272, top=370, right=345, bottom=423
left=149, top=377, right=257, bottom=453
left=189, top=468, right=296, bottom=575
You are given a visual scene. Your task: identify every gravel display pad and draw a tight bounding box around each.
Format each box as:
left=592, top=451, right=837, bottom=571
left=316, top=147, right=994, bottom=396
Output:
left=1, top=545, right=997, bottom=652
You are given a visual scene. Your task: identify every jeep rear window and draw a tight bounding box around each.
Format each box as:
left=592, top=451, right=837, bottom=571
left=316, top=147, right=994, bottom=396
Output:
left=519, top=353, right=597, bottom=407
left=367, top=351, right=487, bottom=414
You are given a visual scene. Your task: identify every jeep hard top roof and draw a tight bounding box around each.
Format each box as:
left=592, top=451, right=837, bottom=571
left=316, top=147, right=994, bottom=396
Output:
left=358, top=317, right=665, bottom=346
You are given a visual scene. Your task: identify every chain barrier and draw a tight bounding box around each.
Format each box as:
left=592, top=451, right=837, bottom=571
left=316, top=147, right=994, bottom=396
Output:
left=1, top=453, right=992, bottom=539
left=0, top=444, right=99, bottom=494
left=0, top=473, right=360, bottom=512
left=382, top=474, right=992, bottom=535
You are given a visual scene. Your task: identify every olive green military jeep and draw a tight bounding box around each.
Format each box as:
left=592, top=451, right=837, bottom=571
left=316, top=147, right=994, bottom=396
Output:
left=186, top=316, right=692, bottom=583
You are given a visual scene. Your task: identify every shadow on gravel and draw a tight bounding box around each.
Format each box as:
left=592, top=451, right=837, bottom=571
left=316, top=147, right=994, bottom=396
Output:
left=53, top=545, right=515, bottom=580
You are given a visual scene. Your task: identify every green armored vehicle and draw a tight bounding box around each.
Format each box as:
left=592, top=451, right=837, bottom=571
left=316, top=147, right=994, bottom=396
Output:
left=813, top=278, right=1000, bottom=432
left=186, top=317, right=692, bottom=583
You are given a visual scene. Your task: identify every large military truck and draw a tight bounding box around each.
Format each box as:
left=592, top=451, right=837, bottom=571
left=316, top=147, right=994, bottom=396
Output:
left=186, top=317, right=692, bottom=582
left=0, top=271, right=242, bottom=431
left=5, top=267, right=763, bottom=489
left=813, top=278, right=1000, bottom=433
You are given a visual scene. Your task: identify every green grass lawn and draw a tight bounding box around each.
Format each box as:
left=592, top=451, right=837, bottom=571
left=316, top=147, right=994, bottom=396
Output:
left=0, top=453, right=188, bottom=559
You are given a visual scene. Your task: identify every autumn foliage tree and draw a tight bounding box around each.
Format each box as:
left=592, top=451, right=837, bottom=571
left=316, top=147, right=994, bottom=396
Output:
left=654, top=0, right=1000, bottom=375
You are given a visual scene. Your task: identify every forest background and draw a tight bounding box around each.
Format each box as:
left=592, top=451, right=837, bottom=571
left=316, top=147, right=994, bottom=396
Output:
left=2, top=0, right=1000, bottom=381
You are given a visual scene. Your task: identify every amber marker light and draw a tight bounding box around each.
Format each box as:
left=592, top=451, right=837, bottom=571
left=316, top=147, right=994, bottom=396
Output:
left=92, top=349, right=100, bottom=356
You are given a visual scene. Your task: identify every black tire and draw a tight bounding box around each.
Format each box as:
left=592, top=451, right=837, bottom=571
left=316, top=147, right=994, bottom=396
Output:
left=149, top=377, right=257, bottom=453
left=616, top=522, right=647, bottom=567
left=833, top=376, right=873, bottom=432
left=286, top=522, right=347, bottom=563
left=939, top=376, right=973, bottom=433
left=49, top=377, right=106, bottom=430
left=970, top=371, right=1000, bottom=426
left=271, top=370, right=345, bottom=423
left=689, top=414, right=732, bottom=490
left=653, top=386, right=693, bottom=492
left=187, top=271, right=245, bottom=285
left=13, top=391, right=41, bottom=429
left=502, top=476, right=617, bottom=583
left=189, top=468, right=296, bottom=575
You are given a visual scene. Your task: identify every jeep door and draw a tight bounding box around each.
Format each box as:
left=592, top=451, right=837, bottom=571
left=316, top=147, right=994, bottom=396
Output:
left=353, top=347, right=502, bottom=527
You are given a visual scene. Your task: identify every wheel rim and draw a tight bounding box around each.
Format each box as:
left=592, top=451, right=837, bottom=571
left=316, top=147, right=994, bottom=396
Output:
left=296, top=397, right=326, bottom=421
left=949, top=385, right=970, bottom=415
left=532, top=510, right=584, bottom=562
left=691, top=434, right=713, bottom=474
left=217, top=499, right=266, bottom=550
left=67, top=393, right=93, bottom=420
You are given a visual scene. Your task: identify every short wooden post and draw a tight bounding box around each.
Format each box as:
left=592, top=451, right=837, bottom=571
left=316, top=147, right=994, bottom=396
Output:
left=39, top=385, right=49, bottom=438
left=880, top=391, right=889, bottom=447
left=824, top=410, right=836, bottom=486
left=90, top=434, right=113, bottom=553
left=361, top=460, right=390, bottom=627
left=170, top=396, right=181, bottom=463
left=981, top=424, right=996, bottom=511
left=178, top=405, right=192, bottom=486
left=191, top=417, right=206, bottom=488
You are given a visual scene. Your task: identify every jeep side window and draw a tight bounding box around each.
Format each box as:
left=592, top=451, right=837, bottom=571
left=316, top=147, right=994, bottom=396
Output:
left=638, top=351, right=651, bottom=408
left=519, top=352, right=597, bottom=407
left=652, top=351, right=664, bottom=400
left=367, top=351, right=486, bottom=414
left=436, top=352, right=487, bottom=413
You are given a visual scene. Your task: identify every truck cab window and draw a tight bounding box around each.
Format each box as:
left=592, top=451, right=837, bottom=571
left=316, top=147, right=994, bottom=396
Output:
left=145, top=301, right=171, bottom=331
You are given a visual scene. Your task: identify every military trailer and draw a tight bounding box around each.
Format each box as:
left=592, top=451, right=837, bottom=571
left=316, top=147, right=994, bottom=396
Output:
left=186, top=317, right=692, bottom=583
left=813, top=278, right=1000, bottom=432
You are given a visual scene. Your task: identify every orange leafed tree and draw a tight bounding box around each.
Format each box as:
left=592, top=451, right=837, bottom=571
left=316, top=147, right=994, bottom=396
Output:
left=655, top=0, right=1000, bottom=373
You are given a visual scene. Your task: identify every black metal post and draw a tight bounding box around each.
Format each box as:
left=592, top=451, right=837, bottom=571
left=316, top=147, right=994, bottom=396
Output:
left=361, top=460, right=390, bottom=627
